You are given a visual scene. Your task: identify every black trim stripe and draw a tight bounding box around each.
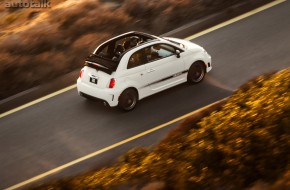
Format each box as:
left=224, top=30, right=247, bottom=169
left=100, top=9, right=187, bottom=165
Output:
left=141, top=70, right=188, bottom=88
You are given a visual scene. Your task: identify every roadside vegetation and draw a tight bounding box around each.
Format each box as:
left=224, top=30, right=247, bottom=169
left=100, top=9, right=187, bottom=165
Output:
left=30, top=69, right=290, bottom=190
left=0, top=0, right=247, bottom=99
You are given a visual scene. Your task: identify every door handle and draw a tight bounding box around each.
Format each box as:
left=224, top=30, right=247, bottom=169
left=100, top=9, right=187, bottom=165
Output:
left=147, top=68, right=156, bottom=73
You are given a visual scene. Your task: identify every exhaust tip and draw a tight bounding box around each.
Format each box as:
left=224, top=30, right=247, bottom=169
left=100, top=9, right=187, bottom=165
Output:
left=103, top=101, right=108, bottom=106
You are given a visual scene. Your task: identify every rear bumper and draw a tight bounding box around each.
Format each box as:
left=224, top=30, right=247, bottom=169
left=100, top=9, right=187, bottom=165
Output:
left=77, top=78, right=119, bottom=107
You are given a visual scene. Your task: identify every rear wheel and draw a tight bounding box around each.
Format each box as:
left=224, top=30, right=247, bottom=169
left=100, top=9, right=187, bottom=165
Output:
left=187, top=62, right=206, bottom=84
left=118, top=88, right=138, bottom=111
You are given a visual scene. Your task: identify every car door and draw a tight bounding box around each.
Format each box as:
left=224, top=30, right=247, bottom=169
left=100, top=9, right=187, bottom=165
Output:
left=119, top=48, right=149, bottom=98
left=144, top=43, right=185, bottom=92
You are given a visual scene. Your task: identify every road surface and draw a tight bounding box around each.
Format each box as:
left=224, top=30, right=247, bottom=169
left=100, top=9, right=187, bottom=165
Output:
left=0, top=1, right=289, bottom=189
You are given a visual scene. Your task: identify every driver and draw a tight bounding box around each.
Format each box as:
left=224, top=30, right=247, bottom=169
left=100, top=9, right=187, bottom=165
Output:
left=123, top=36, right=141, bottom=50
left=130, top=36, right=140, bottom=47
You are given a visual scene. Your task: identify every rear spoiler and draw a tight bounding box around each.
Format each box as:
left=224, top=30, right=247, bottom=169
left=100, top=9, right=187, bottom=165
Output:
left=85, top=54, right=118, bottom=75
left=85, top=61, right=113, bottom=75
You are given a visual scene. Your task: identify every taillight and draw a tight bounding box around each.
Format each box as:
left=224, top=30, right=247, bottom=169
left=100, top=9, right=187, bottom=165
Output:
left=109, top=78, right=115, bottom=88
left=79, top=69, right=84, bottom=78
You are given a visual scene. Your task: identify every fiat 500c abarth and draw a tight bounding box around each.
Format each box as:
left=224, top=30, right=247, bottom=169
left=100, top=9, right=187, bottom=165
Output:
left=77, top=31, right=212, bottom=111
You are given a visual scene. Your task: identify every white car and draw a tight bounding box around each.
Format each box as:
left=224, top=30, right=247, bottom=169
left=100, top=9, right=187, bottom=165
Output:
left=77, top=31, right=212, bottom=111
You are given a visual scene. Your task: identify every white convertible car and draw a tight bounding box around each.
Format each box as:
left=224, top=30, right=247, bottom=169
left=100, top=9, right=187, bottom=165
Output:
left=77, top=31, right=212, bottom=111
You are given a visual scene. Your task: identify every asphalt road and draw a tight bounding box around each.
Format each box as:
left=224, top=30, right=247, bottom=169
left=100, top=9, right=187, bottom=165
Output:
left=1, top=1, right=290, bottom=189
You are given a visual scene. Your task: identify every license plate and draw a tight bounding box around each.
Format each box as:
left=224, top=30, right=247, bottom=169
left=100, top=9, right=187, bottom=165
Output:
left=90, top=77, right=98, bottom=84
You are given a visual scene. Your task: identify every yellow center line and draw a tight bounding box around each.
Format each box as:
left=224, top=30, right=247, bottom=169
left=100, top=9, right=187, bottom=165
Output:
left=4, top=98, right=226, bottom=190
left=3, top=0, right=286, bottom=189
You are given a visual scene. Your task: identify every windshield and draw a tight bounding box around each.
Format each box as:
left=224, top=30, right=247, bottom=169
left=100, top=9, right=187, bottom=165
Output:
left=164, top=38, right=186, bottom=49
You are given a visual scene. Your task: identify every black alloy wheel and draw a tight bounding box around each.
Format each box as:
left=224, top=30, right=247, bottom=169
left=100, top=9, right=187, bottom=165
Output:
left=187, top=62, right=206, bottom=84
left=118, top=88, right=138, bottom=111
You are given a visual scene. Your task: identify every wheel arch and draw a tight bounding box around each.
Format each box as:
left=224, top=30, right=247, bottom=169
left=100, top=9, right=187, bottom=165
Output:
left=118, top=87, right=139, bottom=101
left=190, top=60, right=207, bottom=72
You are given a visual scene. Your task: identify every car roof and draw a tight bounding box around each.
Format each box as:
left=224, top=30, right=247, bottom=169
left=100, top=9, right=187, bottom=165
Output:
left=87, top=31, right=175, bottom=73
left=111, top=31, right=161, bottom=41
left=93, top=31, right=167, bottom=57
left=113, top=31, right=176, bottom=50
left=95, top=31, right=164, bottom=52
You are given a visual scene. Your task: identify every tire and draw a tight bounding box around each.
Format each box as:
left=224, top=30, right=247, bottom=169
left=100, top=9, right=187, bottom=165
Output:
left=187, top=62, right=206, bottom=84
left=118, top=88, right=138, bottom=111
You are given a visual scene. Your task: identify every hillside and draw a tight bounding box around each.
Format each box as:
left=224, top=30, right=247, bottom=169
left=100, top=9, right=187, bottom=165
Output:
left=30, top=68, right=290, bottom=189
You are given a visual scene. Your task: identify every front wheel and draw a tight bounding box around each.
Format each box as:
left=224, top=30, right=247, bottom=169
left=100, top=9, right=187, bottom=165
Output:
left=118, top=89, right=138, bottom=111
left=187, top=62, right=206, bottom=84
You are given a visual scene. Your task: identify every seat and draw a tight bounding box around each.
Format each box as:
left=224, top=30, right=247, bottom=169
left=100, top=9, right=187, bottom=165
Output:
left=115, top=44, right=125, bottom=56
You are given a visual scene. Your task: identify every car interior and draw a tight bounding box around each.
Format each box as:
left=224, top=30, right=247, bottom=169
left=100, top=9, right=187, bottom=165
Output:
left=95, top=33, right=156, bottom=61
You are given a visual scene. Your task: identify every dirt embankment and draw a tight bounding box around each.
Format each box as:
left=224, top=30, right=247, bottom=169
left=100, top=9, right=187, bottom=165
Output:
left=0, top=0, right=242, bottom=100
left=29, top=68, right=290, bottom=190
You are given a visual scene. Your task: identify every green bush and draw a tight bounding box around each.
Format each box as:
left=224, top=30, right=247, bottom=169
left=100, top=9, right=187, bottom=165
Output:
left=31, top=69, right=290, bottom=190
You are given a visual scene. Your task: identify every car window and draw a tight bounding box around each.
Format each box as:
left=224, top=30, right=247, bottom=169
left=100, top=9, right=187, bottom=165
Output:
left=145, top=44, right=177, bottom=63
left=127, top=44, right=177, bottom=69
left=151, top=44, right=175, bottom=59
left=128, top=47, right=155, bottom=69
left=128, top=49, right=147, bottom=69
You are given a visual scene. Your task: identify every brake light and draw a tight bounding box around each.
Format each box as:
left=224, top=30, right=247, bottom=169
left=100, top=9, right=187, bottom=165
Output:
left=79, top=69, right=84, bottom=78
left=109, top=78, right=115, bottom=88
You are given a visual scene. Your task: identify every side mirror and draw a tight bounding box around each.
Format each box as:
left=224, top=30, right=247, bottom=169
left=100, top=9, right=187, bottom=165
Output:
left=175, top=50, right=181, bottom=58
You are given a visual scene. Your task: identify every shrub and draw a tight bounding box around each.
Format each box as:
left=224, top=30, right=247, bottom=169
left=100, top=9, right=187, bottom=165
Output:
left=31, top=69, right=290, bottom=190
left=90, top=69, right=290, bottom=189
